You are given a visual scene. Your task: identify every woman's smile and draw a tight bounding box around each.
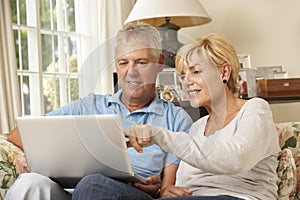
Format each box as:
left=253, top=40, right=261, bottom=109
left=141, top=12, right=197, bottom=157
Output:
left=188, top=89, right=201, bottom=98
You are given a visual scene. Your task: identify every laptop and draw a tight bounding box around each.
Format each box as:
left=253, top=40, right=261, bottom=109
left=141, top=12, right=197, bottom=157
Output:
left=16, top=114, right=146, bottom=188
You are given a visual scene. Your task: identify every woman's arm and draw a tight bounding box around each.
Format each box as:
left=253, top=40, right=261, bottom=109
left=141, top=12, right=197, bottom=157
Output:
left=160, top=163, right=192, bottom=198
left=161, top=163, right=177, bottom=190
left=126, top=99, right=278, bottom=175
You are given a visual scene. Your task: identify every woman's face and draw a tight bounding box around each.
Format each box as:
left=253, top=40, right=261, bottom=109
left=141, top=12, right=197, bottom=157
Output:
left=180, top=63, right=210, bottom=108
left=179, top=49, right=225, bottom=109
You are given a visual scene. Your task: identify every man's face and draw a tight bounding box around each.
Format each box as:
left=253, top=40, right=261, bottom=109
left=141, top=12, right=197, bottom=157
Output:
left=115, top=44, right=163, bottom=101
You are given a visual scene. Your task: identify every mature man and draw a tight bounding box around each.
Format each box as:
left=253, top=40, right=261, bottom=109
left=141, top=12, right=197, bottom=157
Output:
left=6, top=23, right=192, bottom=200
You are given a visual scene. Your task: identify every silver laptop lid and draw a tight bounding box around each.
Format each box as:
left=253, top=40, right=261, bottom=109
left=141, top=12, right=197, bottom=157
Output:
left=16, top=114, right=145, bottom=187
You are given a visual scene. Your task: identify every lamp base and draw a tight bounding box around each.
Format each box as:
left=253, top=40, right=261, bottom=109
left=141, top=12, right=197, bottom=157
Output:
left=158, top=22, right=183, bottom=68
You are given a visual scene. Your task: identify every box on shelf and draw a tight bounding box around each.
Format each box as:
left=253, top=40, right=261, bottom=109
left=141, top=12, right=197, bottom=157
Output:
left=256, top=78, right=300, bottom=97
left=239, top=68, right=274, bottom=98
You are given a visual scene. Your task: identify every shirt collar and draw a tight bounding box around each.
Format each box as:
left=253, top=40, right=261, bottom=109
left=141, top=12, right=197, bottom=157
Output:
left=108, top=90, right=164, bottom=116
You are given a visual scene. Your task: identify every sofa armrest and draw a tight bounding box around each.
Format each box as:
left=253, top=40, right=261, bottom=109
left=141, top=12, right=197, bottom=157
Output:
left=277, top=121, right=300, bottom=199
left=277, top=148, right=297, bottom=199
left=0, top=135, right=28, bottom=198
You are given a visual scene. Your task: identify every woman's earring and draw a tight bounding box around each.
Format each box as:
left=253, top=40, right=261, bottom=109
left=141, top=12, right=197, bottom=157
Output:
left=223, top=79, right=227, bottom=84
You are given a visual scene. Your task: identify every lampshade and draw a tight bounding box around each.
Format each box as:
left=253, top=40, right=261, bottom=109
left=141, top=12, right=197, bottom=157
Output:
left=124, top=0, right=212, bottom=27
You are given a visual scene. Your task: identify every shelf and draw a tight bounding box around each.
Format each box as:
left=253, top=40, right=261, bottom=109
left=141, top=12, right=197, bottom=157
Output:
left=242, top=96, right=300, bottom=104
left=260, top=96, right=300, bottom=104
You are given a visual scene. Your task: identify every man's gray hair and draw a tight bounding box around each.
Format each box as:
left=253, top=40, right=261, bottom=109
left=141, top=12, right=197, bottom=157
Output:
left=115, top=23, right=162, bottom=62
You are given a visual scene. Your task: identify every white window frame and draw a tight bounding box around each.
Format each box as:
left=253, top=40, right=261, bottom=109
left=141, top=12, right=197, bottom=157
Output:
left=12, top=0, right=81, bottom=116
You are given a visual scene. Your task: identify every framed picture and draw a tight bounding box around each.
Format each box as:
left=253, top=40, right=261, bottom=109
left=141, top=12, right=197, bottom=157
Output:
left=238, top=54, right=251, bottom=69
left=156, top=68, right=179, bottom=86
left=257, top=66, right=282, bottom=73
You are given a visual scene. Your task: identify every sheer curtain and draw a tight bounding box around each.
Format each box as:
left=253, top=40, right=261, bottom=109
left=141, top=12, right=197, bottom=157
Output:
left=77, top=0, right=136, bottom=97
left=0, top=0, right=21, bottom=133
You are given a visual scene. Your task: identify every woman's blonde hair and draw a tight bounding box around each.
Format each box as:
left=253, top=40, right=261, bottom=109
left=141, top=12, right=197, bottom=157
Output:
left=176, top=33, right=240, bottom=94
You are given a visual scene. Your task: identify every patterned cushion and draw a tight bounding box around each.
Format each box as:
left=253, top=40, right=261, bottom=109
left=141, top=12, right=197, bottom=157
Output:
left=277, top=148, right=297, bottom=199
left=0, top=136, right=29, bottom=199
left=277, top=122, right=300, bottom=199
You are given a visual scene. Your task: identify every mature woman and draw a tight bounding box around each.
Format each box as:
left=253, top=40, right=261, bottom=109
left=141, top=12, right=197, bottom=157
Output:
left=126, top=33, right=280, bottom=200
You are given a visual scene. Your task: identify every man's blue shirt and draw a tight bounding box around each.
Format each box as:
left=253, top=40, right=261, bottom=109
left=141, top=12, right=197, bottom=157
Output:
left=47, top=90, right=192, bottom=178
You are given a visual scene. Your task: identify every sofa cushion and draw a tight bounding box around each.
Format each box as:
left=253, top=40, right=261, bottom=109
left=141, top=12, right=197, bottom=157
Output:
left=277, top=148, right=297, bottom=199
left=277, top=122, right=300, bottom=199
left=0, top=136, right=29, bottom=199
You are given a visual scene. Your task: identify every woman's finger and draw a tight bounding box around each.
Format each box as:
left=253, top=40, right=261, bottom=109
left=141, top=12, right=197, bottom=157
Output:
left=124, top=129, right=143, bottom=153
left=124, top=125, right=152, bottom=152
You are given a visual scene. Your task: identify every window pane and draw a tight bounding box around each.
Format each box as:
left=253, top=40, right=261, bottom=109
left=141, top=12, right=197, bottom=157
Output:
left=21, top=76, right=31, bottom=115
left=55, top=77, right=60, bottom=109
left=10, top=0, right=17, bottom=24
left=43, top=75, right=61, bottom=113
left=70, top=77, right=79, bottom=101
left=19, top=0, right=27, bottom=25
left=18, top=76, right=22, bottom=114
left=43, top=75, right=54, bottom=113
left=67, top=0, right=76, bottom=31
left=54, top=35, right=59, bottom=69
left=20, top=30, right=29, bottom=70
left=40, top=0, right=51, bottom=29
left=41, top=34, right=53, bottom=71
left=52, top=0, right=57, bottom=30
left=69, top=54, right=78, bottom=73
left=69, top=36, right=77, bottom=56
left=14, top=30, right=20, bottom=70
left=68, top=36, right=77, bottom=73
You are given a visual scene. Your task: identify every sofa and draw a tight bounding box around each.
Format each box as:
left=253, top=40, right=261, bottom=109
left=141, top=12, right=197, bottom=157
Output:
left=0, top=122, right=300, bottom=200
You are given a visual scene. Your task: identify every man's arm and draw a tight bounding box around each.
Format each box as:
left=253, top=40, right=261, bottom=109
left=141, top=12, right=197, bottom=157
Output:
left=7, top=127, right=23, bottom=150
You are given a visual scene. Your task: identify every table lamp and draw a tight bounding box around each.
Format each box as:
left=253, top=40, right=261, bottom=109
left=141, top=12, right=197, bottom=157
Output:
left=124, top=0, right=212, bottom=67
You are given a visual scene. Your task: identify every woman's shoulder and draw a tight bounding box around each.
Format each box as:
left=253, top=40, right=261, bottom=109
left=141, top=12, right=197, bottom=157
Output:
left=248, top=97, right=268, bottom=103
left=239, top=97, right=273, bottom=121
left=243, top=97, right=270, bottom=109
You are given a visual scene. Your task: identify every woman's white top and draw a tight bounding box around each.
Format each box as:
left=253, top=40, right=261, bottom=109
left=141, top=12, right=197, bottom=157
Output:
left=152, top=98, right=280, bottom=200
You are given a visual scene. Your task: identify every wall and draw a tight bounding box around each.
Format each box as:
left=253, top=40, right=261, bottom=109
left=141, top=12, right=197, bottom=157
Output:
left=179, top=0, right=300, bottom=123
left=270, top=102, right=300, bottom=123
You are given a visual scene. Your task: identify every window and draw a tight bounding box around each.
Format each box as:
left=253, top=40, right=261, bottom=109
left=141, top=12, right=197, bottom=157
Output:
left=11, top=0, right=79, bottom=115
